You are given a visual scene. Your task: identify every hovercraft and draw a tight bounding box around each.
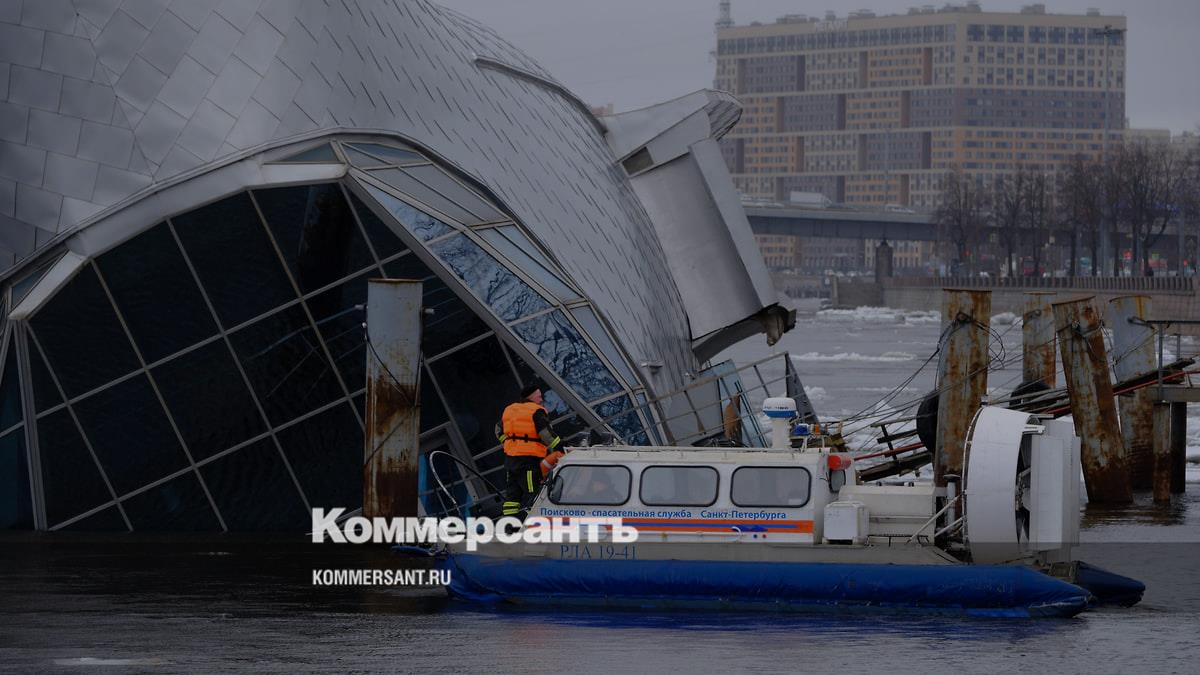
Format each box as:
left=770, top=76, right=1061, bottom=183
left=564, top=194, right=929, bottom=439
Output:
left=432, top=401, right=1143, bottom=617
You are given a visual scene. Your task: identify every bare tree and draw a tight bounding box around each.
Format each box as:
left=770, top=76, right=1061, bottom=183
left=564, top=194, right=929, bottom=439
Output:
left=1058, top=155, right=1099, bottom=276
left=993, top=168, right=1027, bottom=277
left=1022, top=172, right=1053, bottom=276
left=1117, top=141, right=1186, bottom=276
left=934, top=170, right=988, bottom=275
left=1096, top=152, right=1126, bottom=275
left=1182, top=141, right=1200, bottom=274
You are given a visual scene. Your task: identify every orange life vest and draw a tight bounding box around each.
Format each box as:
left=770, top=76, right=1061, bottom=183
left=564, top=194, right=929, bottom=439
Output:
left=502, top=402, right=548, bottom=457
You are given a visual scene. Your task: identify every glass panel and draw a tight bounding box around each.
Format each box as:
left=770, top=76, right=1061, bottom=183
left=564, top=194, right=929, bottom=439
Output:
left=305, top=272, right=369, bottom=390
left=370, top=170, right=479, bottom=225
left=342, top=146, right=388, bottom=168
left=29, top=339, right=60, bottom=412
left=275, top=402, right=363, bottom=512
left=38, top=409, right=112, bottom=526
left=97, top=223, right=219, bottom=363
left=404, top=165, right=505, bottom=223
left=151, top=339, right=266, bottom=461
left=120, top=472, right=221, bottom=531
left=362, top=184, right=455, bottom=241
left=60, top=505, right=126, bottom=531
left=512, top=311, right=622, bottom=402
left=347, top=189, right=408, bottom=259
left=430, top=235, right=551, bottom=322
left=730, top=467, right=812, bottom=507
left=0, top=428, right=32, bottom=528
left=72, top=374, right=190, bottom=496
left=569, top=306, right=638, bottom=386
left=11, top=256, right=56, bottom=306
left=172, top=192, right=298, bottom=328
left=640, top=466, right=719, bottom=506
left=384, top=255, right=489, bottom=358
left=30, top=265, right=139, bottom=399
left=548, top=465, right=630, bottom=506
left=503, top=343, right=573, bottom=419
left=428, top=335, right=518, bottom=455
left=716, top=361, right=765, bottom=447
left=278, top=144, right=338, bottom=163
left=480, top=226, right=580, bottom=302
left=0, top=340, right=20, bottom=429
left=595, top=395, right=649, bottom=446
left=549, top=413, right=588, bottom=445
left=199, top=438, right=309, bottom=531
left=348, top=143, right=423, bottom=164
left=636, top=392, right=664, bottom=445
left=255, top=185, right=375, bottom=295
left=228, top=304, right=343, bottom=427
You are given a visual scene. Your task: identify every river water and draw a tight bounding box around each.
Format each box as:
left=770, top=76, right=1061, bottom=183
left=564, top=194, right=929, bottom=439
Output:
left=1, top=303, right=1198, bottom=673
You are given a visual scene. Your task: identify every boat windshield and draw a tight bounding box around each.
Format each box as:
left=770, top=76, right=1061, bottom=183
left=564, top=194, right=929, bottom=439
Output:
left=549, top=465, right=631, bottom=506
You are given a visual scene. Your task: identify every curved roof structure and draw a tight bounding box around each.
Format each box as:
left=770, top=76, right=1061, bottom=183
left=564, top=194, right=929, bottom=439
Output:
left=0, top=0, right=790, bottom=531
left=0, top=0, right=713, bottom=384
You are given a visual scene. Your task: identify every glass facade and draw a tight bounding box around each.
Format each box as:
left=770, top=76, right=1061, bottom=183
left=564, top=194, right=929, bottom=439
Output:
left=0, top=138, right=653, bottom=531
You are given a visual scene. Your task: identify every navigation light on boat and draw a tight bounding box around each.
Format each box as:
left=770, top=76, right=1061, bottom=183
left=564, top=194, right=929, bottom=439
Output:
left=827, top=454, right=853, bottom=470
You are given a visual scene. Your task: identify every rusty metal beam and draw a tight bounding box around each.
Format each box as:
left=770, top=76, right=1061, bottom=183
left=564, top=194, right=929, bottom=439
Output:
left=1171, top=402, right=1187, bottom=494
left=1108, top=296, right=1156, bottom=490
left=1152, top=403, right=1172, bottom=503
left=934, top=289, right=991, bottom=486
left=364, top=279, right=423, bottom=519
left=1052, top=296, right=1132, bottom=504
left=1022, top=292, right=1056, bottom=388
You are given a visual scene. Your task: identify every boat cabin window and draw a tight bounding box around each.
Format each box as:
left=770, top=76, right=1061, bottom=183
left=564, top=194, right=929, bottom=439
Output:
left=639, top=466, right=719, bottom=507
left=548, top=465, right=630, bottom=505
left=730, top=467, right=811, bottom=507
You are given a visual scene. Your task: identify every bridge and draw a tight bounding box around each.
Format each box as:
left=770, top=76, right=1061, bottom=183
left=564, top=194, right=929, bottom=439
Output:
left=745, top=205, right=1192, bottom=267
left=745, top=204, right=936, bottom=241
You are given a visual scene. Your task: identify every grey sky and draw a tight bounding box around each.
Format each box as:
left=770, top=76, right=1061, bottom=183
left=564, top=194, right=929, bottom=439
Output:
left=435, top=0, right=1199, bottom=133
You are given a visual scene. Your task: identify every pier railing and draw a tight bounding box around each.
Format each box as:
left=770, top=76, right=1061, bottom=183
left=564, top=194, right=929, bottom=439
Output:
left=597, top=352, right=811, bottom=449
left=887, top=276, right=1197, bottom=294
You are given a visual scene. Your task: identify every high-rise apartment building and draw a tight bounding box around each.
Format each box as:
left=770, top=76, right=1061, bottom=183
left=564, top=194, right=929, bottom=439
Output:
left=715, top=3, right=1126, bottom=210
left=757, top=234, right=803, bottom=269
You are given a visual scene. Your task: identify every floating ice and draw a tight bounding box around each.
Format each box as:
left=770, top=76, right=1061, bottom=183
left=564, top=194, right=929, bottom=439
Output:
left=904, top=311, right=941, bottom=325
left=816, top=306, right=905, bottom=324
left=792, top=351, right=916, bottom=363
left=816, top=306, right=942, bottom=327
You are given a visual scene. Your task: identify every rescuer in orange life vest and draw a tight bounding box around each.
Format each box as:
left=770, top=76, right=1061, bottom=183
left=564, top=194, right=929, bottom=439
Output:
left=495, top=381, right=564, bottom=519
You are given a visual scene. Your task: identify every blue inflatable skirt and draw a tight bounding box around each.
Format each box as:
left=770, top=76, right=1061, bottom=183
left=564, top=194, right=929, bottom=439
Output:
left=440, top=555, right=1092, bottom=618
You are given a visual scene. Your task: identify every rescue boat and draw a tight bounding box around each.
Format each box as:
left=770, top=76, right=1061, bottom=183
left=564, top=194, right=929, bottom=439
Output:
left=433, top=400, right=1143, bottom=617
